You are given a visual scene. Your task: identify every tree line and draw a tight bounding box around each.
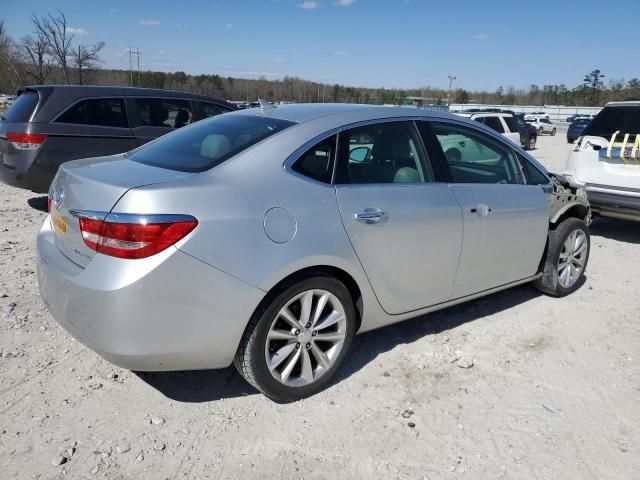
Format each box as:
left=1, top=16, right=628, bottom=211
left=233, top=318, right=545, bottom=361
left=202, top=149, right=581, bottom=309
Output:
left=1, top=12, right=639, bottom=107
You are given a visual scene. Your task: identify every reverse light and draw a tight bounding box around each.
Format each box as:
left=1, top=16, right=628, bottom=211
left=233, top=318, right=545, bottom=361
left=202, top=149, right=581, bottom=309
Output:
left=75, top=212, right=198, bottom=259
left=6, top=132, right=47, bottom=150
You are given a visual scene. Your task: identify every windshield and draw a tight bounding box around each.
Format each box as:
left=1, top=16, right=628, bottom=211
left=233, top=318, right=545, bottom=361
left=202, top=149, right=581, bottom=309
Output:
left=582, top=106, right=640, bottom=139
left=130, top=114, right=295, bottom=172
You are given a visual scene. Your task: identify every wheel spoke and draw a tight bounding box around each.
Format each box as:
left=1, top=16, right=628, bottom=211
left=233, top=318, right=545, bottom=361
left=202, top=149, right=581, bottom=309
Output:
left=268, top=329, right=297, bottom=341
left=314, top=310, right=344, bottom=331
left=311, top=292, right=329, bottom=328
left=299, top=291, right=314, bottom=326
left=280, top=347, right=301, bottom=383
left=310, top=342, right=330, bottom=369
left=313, top=331, right=345, bottom=343
left=574, top=240, right=587, bottom=256
left=559, top=264, right=570, bottom=284
left=300, top=349, right=313, bottom=383
left=572, top=256, right=584, bottom=268
left=279, top=307, right=302, bottom=330
left=269, top=342, right=297, bottom=371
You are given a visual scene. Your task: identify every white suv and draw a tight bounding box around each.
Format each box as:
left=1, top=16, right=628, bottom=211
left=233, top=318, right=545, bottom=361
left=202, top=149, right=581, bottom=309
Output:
left=527, top=117, right=557, bottom=136
left=563, top=100, right=640, bottom=221
left=453, top=112, right=520, bottom=145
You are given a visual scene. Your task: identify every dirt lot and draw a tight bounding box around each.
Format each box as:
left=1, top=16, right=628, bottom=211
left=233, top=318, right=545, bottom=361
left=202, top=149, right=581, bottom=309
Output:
left=1, top=129, right=639, bottom=480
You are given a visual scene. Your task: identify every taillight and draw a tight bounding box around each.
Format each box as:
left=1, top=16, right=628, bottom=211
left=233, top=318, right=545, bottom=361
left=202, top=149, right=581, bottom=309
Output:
left=77, top=214, right=198, bottom=259
left=6, top=132, right=47, bottom=150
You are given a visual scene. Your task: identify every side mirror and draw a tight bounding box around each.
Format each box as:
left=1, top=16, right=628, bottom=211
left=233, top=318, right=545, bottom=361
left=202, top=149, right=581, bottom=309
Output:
left=349, top=146, right=369, bottom=162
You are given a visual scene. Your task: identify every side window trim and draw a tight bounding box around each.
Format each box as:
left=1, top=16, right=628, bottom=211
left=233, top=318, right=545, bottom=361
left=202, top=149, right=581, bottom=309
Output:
left=51, top=96, right=130, bottom=129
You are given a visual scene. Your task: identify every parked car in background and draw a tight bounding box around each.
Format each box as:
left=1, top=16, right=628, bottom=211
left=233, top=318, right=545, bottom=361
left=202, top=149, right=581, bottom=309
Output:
left=453, top=110, right=520, bottom=145
left=38, top=104, right=591, bottom=401
left=0, top=85, right=236, bottom=192
left=514, top=113, right=538, bottom=150
left=526, top=111, right=550, bottom=120
left=564, top=100, right=640, bottom=221
left=567, top=118, right=591, bottom=143
left=527, top=117, right=557, bottom=135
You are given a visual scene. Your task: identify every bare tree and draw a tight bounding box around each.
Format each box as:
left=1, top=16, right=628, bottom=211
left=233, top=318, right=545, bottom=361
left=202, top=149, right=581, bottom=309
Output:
left=21, top=33, right=53, bottom=84
left=71, top=41, right=104, bottom=84
left=31, top=11, right=74, bottom=84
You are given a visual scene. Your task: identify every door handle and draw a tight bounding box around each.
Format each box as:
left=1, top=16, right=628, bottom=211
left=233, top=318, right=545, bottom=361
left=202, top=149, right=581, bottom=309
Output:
left=355, top=209, right=387, bottom=223
left=470, top=204, right=492, bottom=217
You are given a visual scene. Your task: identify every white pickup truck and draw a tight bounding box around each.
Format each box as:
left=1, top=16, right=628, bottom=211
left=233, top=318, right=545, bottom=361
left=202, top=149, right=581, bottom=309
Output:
left=563, top=100, right=640, bottom=221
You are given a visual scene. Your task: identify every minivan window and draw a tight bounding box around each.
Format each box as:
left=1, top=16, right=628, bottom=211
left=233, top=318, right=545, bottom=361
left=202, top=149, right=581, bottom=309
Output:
left=200, top=102, right=232, bottom=119
left=129, top=115, right=295, bottom=173
left=135, top=98, right=193, bottom=129
left=56, top=98, right=128, bottom=128
left=582, top=106, right=640, bottom=139
left=3, top=91, right=39, bottom=122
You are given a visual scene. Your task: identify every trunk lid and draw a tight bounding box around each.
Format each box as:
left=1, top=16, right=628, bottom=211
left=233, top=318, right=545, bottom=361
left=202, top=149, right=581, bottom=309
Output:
left=49, top=154, right=196, bottom=268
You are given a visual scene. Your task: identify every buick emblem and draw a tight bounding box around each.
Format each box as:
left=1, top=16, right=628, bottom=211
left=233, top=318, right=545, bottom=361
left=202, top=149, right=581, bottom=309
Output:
left=54, top=187, right=64, bottom=209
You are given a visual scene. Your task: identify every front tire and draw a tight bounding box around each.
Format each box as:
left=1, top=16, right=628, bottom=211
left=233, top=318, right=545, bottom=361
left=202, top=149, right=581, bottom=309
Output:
left=234, top=273, right=356, bottom=402
left=527, top=136, right=536, bottom=150
left=533, top=218, right=590, bottom=297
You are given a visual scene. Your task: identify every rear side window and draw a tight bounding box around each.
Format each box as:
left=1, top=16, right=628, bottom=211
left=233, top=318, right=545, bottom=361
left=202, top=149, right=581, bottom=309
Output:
left=503, top=115, right=518, bottom=132
left=56, top=98, right=128, bottom=128
left=199, top=102, right=232, bottom=119
left=482, top=116, right=505, bottom=133
left=3, top=91, right=39, bottom=122
left=583, top=106, right=640, bottom=139
left=135, top=98, right=193, bottom=129
left=292, top=135, right=336, bottom=183
left=130, top=115, right=294, bottom=172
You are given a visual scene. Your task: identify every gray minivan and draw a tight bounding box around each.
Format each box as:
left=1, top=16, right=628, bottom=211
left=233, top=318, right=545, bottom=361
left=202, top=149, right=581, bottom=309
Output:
left=0, top=85, right=236, bottom=192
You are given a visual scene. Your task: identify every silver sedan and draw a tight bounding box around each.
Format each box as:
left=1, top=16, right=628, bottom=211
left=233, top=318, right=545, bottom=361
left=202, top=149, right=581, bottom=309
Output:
left=37, top=104, right=591, bottom=401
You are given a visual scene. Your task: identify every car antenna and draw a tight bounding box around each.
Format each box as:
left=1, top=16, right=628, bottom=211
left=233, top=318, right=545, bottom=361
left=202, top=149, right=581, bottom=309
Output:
left=258, top=98, right=276, bottom=115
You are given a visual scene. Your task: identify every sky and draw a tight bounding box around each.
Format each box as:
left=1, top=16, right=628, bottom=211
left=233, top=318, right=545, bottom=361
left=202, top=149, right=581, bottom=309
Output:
left=1, top=0, right=639, bottom=91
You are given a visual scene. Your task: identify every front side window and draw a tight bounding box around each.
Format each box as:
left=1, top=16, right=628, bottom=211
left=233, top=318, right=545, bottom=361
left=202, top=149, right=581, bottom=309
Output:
left=200, top=102, right=232, bottom=119
left=56, top=98, right=128, bottom=128
left=292, top=135, right=336, bottom=183
left=337, top=121, right=431, bottom=184
left=431, top=122, right=524, bottom=184
left=134, top=98, right=193, bottom=129
left=130, top=114, right=294, bottom=172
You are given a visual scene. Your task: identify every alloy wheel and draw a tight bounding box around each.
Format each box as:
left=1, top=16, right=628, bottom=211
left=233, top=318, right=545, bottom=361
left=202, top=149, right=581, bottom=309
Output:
left=264, top=289, right=347, bottom=387
left=557, top=229, right=587, bottom=288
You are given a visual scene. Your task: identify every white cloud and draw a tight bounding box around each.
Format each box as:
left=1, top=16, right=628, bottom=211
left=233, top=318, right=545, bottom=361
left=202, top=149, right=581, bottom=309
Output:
left=299, top=1, right=319, bottom=9
left=176, top=23, right=189, bottom=29
left=66, top=27, right=89, bottom=36
left=157, top=49, right=167, bottom=55
left=108, top=8, right=116, bottom=15
left=139, top=19, right=160, bottom=26
left=336, top=0, right=354, bottom=5
left=335, top=51, right=349, bottom=56
left=471, top=33, right=490, bottom=40
left=226, top=23, right=233, bottom=28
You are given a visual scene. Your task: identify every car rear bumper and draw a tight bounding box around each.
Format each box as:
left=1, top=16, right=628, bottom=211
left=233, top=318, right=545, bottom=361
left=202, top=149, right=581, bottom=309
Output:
left=36, top=218, right=265, bottom=371
left=586, top=184, right=640, bottom=221
left=0, top=160, right=52, bottom=192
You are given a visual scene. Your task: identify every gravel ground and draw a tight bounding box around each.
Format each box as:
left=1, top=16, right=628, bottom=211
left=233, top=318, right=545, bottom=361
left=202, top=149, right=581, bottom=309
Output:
left=1, top=130, right=639, bottom=479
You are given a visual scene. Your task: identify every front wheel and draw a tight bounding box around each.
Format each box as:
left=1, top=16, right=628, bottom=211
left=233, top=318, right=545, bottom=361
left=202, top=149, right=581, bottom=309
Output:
left=234, top=274, right=356, bottom=402
left=533, top=218, right=590, bottom=297
left=527, top=136, right=536, bottom=150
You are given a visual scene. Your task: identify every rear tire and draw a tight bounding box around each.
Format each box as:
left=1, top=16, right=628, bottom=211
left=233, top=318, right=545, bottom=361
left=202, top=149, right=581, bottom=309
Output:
left=533, top=218, right=590, bottom=297
left=538, top=127, right=543, bottom=135
left=551, top=128, right=557, bottom=136
left=234, top=273, right=356, bottom=402
left=527, top=136, right=536, bottom=150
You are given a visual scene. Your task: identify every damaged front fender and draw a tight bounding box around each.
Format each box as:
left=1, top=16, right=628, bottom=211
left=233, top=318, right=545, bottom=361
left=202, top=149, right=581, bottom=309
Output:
left=547, top=173, right=592, bottom=225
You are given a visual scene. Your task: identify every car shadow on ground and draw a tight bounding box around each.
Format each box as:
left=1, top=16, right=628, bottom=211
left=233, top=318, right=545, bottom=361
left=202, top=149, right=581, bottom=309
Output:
left=138, top=284, right=542, bottom=403
left=27, top=196, right=48, bottom=212
left=590, top=217, right=640, bottom=244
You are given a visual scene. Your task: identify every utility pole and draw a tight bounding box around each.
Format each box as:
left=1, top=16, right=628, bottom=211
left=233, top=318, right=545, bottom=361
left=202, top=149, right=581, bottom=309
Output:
left=447, top=74, right=457, bottom=106
left=128, top=48, right=141, bottom=86
left=135, top=48, right=141, bottom=86
left=129, top=49, right=133, bottom=86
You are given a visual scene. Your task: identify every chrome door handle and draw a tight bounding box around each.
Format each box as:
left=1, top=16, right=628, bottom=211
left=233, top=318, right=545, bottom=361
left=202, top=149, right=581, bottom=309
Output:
left=354, top=209, right=387, bottom=223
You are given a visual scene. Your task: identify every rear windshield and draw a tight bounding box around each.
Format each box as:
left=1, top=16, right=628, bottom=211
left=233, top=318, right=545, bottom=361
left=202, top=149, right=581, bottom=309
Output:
left=2, top=91, right=39, bottom=122
left=129, top=114, right=295, bottom=172
left=582, top=106, right=640, bottom=139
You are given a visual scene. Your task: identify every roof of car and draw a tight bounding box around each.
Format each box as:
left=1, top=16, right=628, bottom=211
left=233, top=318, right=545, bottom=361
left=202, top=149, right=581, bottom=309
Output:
left=231, top=103, right=461, bottom=124
left=24, top=84, right=230, bottom=103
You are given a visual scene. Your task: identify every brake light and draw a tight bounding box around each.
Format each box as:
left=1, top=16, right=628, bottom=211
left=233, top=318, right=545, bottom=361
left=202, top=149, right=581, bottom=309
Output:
left=78, top=216, right=198, bottom=259
left=6, top=132, right=47, bottom=150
